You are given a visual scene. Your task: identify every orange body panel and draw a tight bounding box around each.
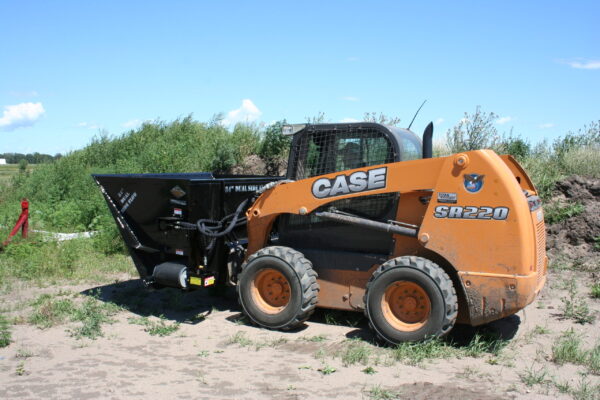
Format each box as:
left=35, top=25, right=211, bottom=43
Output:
left=245, top=150, right=547, bottom=326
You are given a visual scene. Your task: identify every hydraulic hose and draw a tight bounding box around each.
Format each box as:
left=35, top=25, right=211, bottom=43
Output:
left=195, top=198, right=249, bottom=238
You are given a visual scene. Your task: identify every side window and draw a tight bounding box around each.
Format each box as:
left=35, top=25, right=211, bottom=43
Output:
left=400, top=136, right=421, bottom=161
left=291, top=128, right=395, bottom=180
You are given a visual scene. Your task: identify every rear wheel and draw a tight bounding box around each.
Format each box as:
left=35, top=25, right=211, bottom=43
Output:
left=364, top=256, right=457, bottom=344
left=238, top=246, right=319, bottom=330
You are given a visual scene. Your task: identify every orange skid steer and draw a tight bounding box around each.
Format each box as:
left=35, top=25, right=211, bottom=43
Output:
left=95, top=121, right=547, bottom=344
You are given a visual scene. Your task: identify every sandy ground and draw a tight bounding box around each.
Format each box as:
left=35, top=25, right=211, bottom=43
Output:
left=1, top=268, right=599, bottom=400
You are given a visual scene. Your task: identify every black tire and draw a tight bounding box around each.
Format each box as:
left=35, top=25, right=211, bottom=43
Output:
left=364, top=256, right=458, bottom=344
left=237, top=246, right=319, bottom=330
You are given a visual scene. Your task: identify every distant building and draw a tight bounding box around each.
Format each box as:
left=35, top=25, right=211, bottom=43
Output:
left=0, top=159, right=6, bottom=165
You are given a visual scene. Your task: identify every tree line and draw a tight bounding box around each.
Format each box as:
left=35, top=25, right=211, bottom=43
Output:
left=0, top=152, right=62, bottom=164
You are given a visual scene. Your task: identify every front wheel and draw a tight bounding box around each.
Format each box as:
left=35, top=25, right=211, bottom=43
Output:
left=237, top=246, right=319, bottom=330
left=364, top=256, right=458, bottom=344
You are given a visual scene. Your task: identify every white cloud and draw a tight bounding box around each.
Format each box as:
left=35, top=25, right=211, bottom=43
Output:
left=0, top=102, right=45, bottom=131
left=222, top=99, right=262, bottom=126
left=77, top=121, right=101, bottom=130
left=339, top=118, right=359, bottom=123
left=122, top=119, right=142, bottom=129
left=564, top=59, right=600, bottom=70
left=347, top=56, right=359, bottom=62
left=341, top=96, right=359, bottom=102
left=539, top=123, right=555, bottom=129
left=435, top=118, right=445, bottom=125
left=496, top=116, right=513, bottom=125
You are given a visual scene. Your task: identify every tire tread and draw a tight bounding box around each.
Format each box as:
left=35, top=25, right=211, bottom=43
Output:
left=238, top=246, right=319, bottom=330
left=363, top=256, right=458, bottom=344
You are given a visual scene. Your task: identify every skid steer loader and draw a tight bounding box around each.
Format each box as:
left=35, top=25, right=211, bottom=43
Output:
left=95, top=121, right=547, bottom=344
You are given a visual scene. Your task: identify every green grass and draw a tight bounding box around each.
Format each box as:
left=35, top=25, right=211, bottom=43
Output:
left=591, top=283, right=600, bottom=299
left=28, top=290, right=121, bottom=339
left=589, top=344, right=600, bottom=375
left=299, top=334, right=328, bottom=342
left=552, top=329, right=600, bottom=375
left=561, top=286, right=595, bottom=324
left=532, top=325, right=551, bottom=335
left=366, top=385, right=399, bottom=400
left=0, top=237, right=134, bottom=290
left=128, top=315, right=180, bottom=337
left=317, top=365, right=337, bottom=375
left=224, top=331, right=288, bottom=350
left=15, top=361, right=26, bottom=376
left=0, top=164, right=38, bottom=184
left=339, top=338, right=373, bottom=366
left=552, top=329, right=587, bottom=365
left=544, top=201, right=585, bottom=225
left=571, top=376, right=600, bottom=400
left=0, top=313, right=11, bottom=347
left=519, top=365, right=549, bottom=387
left=319, top=309, right=363, bottom=327
left=69, top=292, right=121, bottom=339
left=15, top=348, right=34, bottom=359
left=226, top=331, right=254, bottom=347
left=28, top=293, right=76, bottom=328
left=392, top=338, right=460, bottom=365
left=461, top=332, right=508, bottom=357
left=316, top=332, right=509, bottom=368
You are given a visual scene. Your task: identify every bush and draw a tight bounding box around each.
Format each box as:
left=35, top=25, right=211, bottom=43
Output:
left=560, top=145, right=600, bottom=178
left=259, top=120, right=291, bottom=175
left=520, top=143, right=564, bottom=200
left=446, top=106, right=500, bottom=153
left=497, top=134, right=531, bottom=160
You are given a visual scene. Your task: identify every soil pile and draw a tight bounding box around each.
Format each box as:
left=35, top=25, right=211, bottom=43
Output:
left=546, top=175, right=600, bottom=262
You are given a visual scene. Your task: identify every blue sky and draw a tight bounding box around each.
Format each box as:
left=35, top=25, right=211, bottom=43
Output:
left=0, top=0, right=598, bottom=155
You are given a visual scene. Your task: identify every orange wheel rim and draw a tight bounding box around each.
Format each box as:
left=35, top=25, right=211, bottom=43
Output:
left=250, top=268, right=291, bottom=314
left=381, top=281, right=431, bottom=332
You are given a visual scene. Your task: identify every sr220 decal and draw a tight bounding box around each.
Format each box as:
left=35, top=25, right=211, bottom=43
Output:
left=434, top=206, right=509, bottom=220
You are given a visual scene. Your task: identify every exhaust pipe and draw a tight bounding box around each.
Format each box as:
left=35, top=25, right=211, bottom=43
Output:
left=422, top=122, right=433, bottom=159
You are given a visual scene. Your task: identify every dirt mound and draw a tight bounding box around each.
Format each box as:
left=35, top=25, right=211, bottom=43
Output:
left=546, top=175, right=600, bottom=261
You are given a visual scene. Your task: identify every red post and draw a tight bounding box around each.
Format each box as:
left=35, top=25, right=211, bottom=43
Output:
left=2, top=199, right=29, bottom=246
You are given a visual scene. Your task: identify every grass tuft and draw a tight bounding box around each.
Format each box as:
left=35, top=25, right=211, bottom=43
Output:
left=544, top=201, right=585, bottom=225
left=519, top=365, right=549, bottom=387
left=69, top=292, right=120, bottom=339
left=128, top=315, right=180, bottom=337
left=339, top=338, right=373, bottom=366
left=552, top=329, right=587, bottom=365
left=0, top=313, right=11, bottom=347
left=591, top=283, right=600, bottom=299
left=366, top=385, right=399, bottom=400
left=28, top=294, right=76, bottom=329
left=300, top=334, right=328, bottom=342
left=317, top=365, right=336, bottom=375
left=362, top=366, right=377, bottom=374
left=392, top=338, right=459, bottom=365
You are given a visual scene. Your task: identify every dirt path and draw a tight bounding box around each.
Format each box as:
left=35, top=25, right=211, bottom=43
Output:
left=1, top=269, right=598, bottom=400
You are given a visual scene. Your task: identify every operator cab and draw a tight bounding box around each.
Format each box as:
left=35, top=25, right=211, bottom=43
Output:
left=277, top=122, right=433, bottom=274
left=283, top=123, right=424, bottom=181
